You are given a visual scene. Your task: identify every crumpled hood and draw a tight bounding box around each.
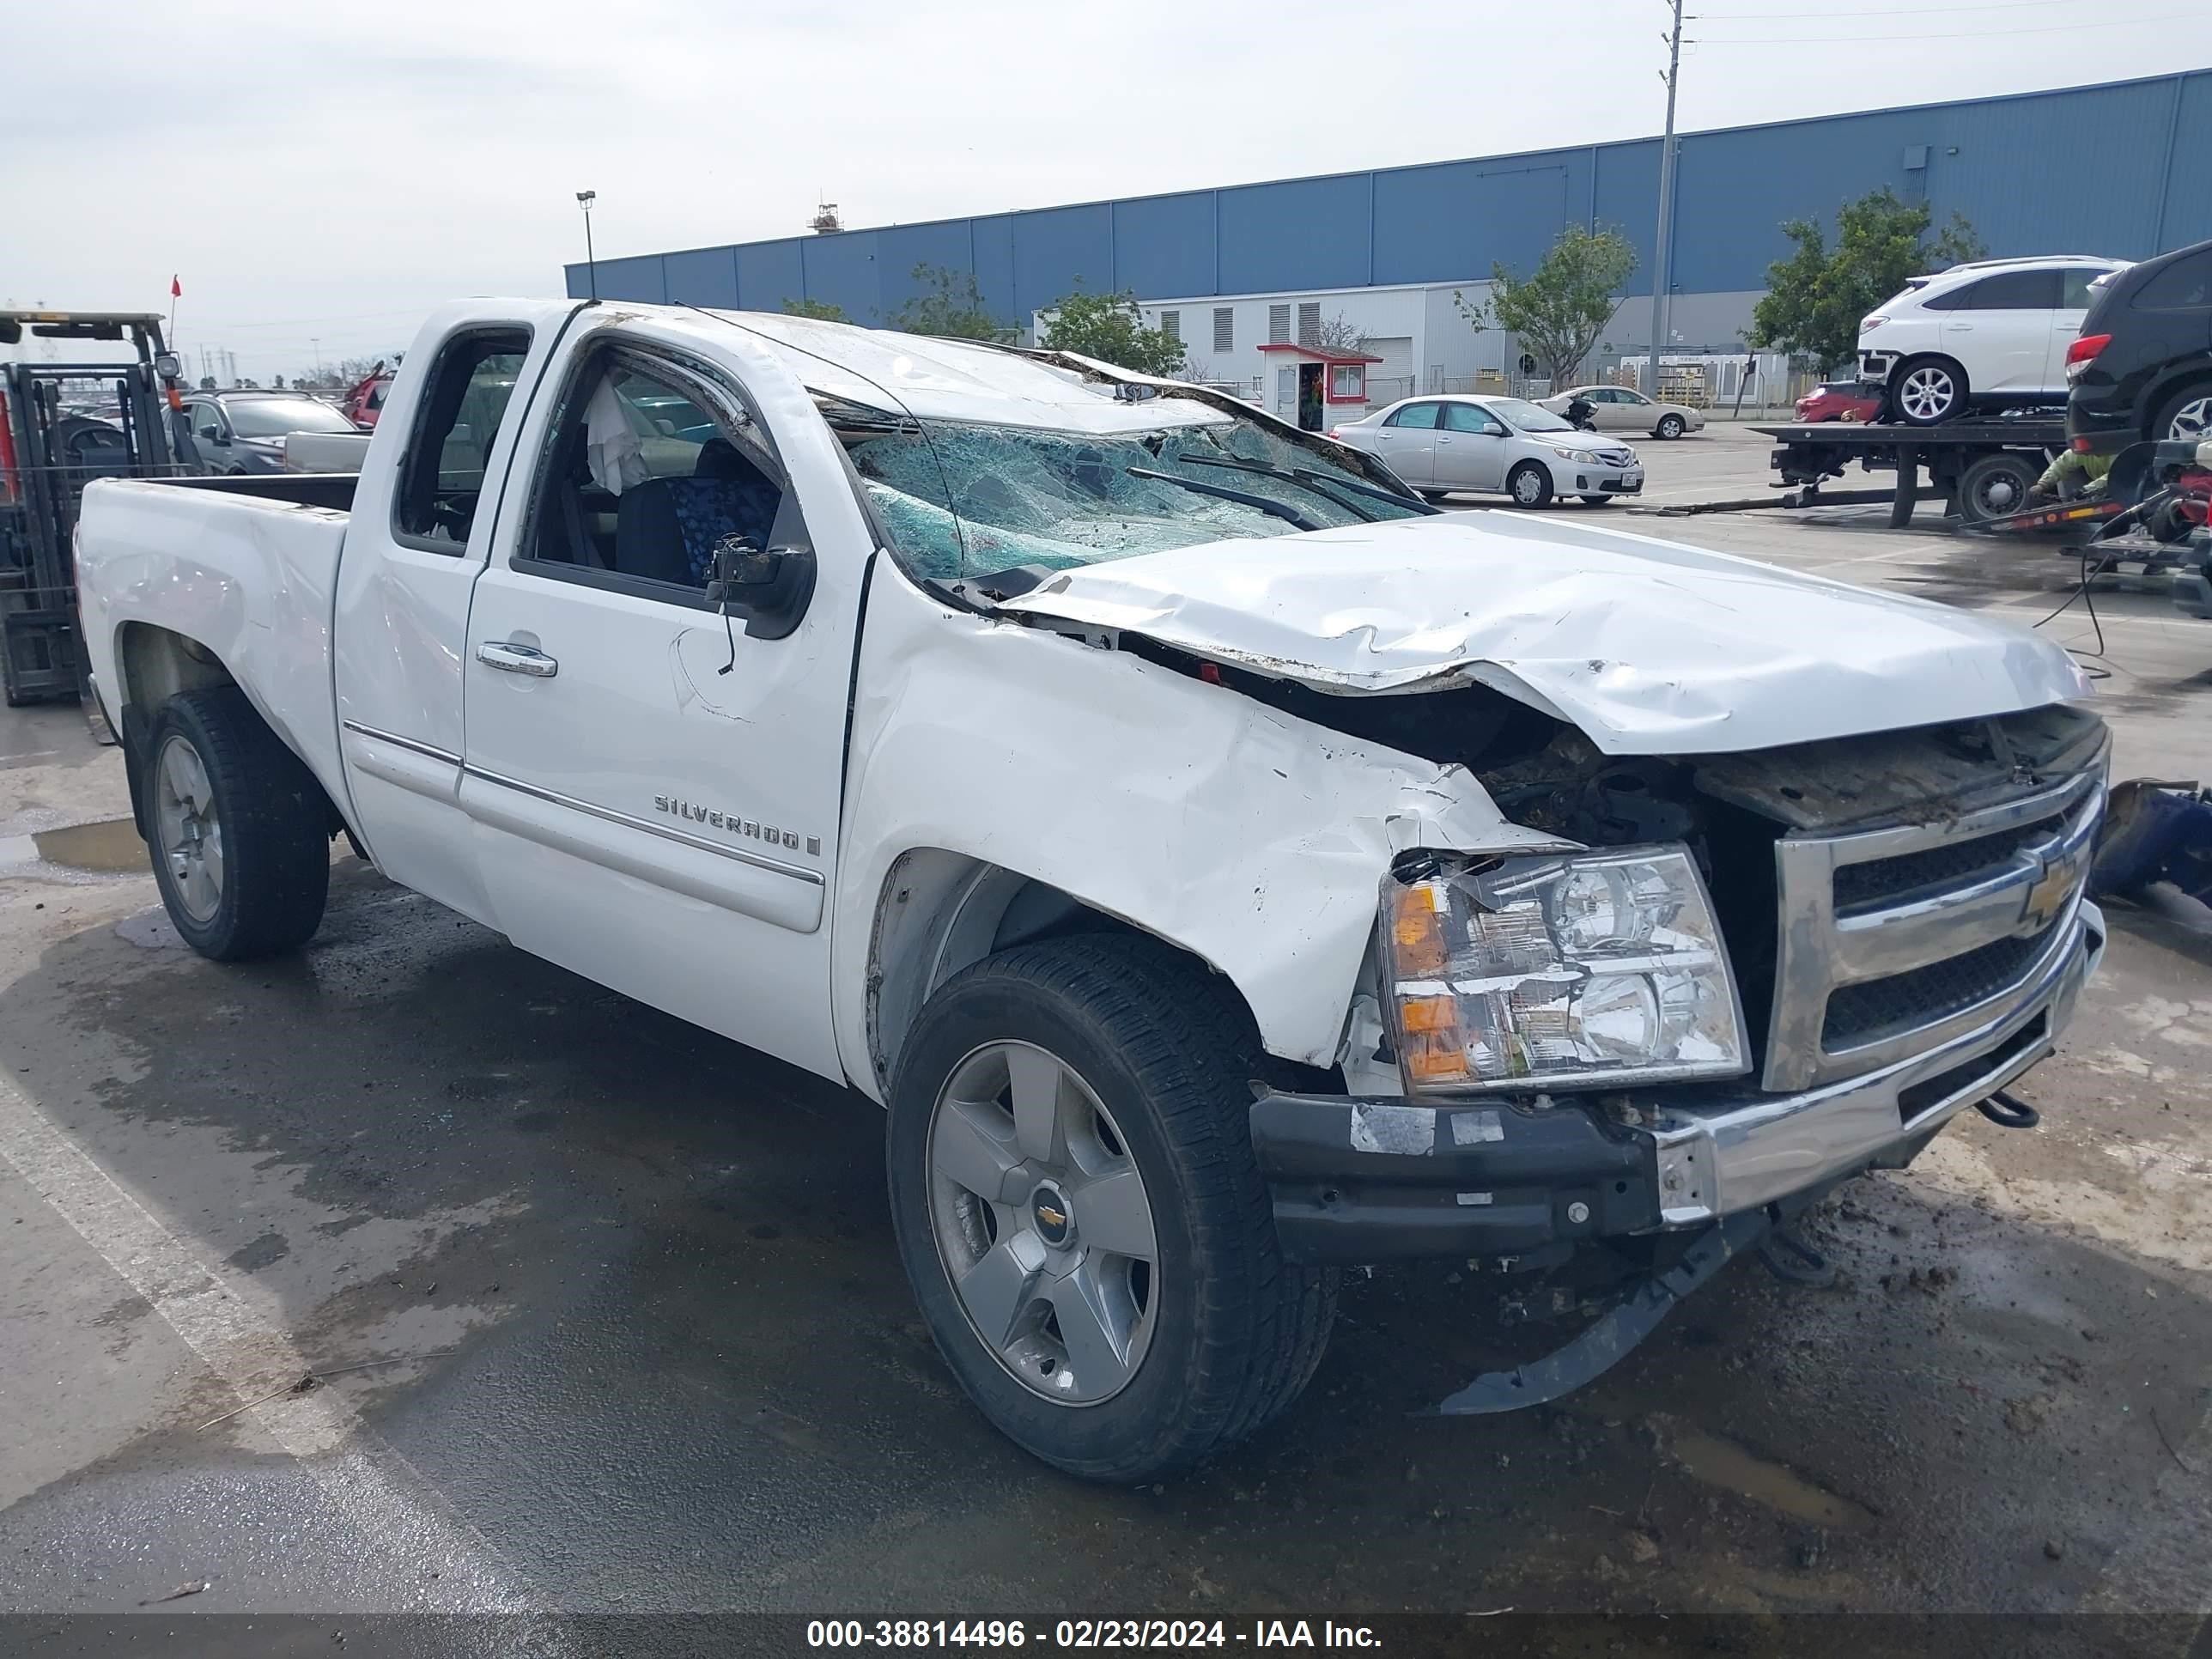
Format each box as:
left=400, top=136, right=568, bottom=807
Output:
left=994, top=510, right=2092, bottom=756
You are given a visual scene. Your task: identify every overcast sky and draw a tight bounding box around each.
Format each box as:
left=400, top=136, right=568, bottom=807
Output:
left=6, top=0, right=2209, bottom=380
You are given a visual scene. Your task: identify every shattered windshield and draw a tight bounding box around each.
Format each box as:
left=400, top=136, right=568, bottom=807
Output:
left=839, top=404, right=1425, bottom=581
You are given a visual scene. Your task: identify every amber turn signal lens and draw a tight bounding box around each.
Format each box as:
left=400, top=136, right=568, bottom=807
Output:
left=1389, top=882, right=1448, bottom=975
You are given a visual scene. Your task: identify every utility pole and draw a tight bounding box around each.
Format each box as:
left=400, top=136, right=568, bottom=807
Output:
left=1646, top=0, right=1684, bottom=396
left=312, top=337, right=322, bottom=380
left=576, top=191, right=599, bottom=301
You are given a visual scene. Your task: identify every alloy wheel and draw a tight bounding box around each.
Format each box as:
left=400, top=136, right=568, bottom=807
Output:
left=154, top=735, right=225, bottom=922
left=1898, top=366, right=1956, bottom=422
left=925, top=1041, right=1159, bottom=1405
left=2168, top=395, right=2212, bottom=442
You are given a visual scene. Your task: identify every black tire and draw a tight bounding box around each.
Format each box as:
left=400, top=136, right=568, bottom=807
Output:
left=1655, top=413, right=1686, bottom=440
left=887, top=935, right=1336, bottom=1483
left=144, top=686, right=330, bottom=961
left=1892, top=356, right=1968, bottom=426
left=1507, top=461, right=1554, bottom=509
left=2148, top=378, right=2212, bottom=445
left=1955, top=453, right=2040, bottom=524
left=1578, top=495, right=1613, bottom=507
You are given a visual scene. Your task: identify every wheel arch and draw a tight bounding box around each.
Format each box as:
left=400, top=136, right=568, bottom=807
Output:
left=865, top=848, right=1275, bottom=1102
left=114, top=625, right=350, bottom=848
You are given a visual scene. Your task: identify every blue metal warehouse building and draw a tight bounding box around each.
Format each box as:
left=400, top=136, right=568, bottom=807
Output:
left=568, top=70, right=2211, bottom=405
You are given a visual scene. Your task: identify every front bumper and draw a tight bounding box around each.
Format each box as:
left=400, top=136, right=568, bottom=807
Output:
left=1250, top=903, right=2103, bottom=1265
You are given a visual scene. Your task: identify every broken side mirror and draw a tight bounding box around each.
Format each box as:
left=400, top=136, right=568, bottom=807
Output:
left=705, top=533, right=816, bottom=642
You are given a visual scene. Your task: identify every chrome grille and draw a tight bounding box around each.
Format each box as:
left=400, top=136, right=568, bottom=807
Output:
left=1763, top=747, right=2107, bottom=1091
left=1822, top=922, right=2058, bottom=1046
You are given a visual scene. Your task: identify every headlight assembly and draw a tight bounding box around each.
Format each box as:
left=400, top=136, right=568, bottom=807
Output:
left=1381, top=845, right=1749, bottom=1095
left=1551, top=446, right=1600, bottom=464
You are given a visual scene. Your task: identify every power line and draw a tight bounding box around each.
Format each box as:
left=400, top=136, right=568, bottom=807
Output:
left=1696, top=5, right=2198, bottom=39
left=1698, top=0, right=2077, bottom=14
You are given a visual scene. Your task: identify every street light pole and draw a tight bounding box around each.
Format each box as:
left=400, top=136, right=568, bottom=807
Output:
left=576, top=191, right=599, bottom=301
left=1646, top=0, right=1684, bottom=396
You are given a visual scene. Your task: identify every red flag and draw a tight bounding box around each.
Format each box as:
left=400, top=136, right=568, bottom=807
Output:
left=170, top=275, right=181, bottom=298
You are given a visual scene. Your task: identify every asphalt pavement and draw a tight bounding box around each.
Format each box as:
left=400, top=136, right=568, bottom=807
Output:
left=3, top=431, right=2209, bottom=1649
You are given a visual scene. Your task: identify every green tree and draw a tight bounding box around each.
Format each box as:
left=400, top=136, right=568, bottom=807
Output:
left=889, top=264, right=1013, bottom=343
left=1037, top=283, right=1188, bottom=376
left=1455, top=224, right=1637, bottom=389
left=781, top=296, right=852, bottom=324
left=1748, top=187, right=1984, bottom=370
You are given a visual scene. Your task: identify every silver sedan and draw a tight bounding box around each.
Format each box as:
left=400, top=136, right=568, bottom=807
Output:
left=1329, top=395, right=1644, bottom=508
left=1538, top=384, right=1705, bottom=439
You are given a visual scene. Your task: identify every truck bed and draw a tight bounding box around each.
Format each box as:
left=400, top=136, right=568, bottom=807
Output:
left=75, top=476, right=351, bottom=817
left=159, top=471, right=359, bottom=512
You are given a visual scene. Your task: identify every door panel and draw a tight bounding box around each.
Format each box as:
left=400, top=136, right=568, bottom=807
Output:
left=1370, top=404, right=1435, bottom=485
left=1439, top=404, right=1505, bottom=490
left=459, top=315, right=870, bottom=1085
left=332, top=304, right=575, bottom=924
left=1601, top=391, right=1640, bottom=430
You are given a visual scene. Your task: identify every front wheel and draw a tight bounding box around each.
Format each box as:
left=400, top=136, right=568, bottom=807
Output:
left=1893, top=357, right=1967, bottom=426
left=1508, top=461, right=1554, bottom=508
left=887, top=936, right=1335, bottom=1483
left=1655, top=414, right=1686, bottom=440
left=145, top=687, right=330, bottom=961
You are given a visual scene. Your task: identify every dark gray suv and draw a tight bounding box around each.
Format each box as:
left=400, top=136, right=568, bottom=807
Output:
left=182, top=392, right=362, bottom=475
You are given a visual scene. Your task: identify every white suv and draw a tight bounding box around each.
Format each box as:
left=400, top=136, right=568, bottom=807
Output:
left=1856, top=255, right=2129, bottom=425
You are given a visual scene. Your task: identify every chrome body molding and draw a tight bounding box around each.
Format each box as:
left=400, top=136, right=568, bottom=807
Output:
left=339, top=720, right=461, bottom=768
left=461, top=764, right=825, bottom=887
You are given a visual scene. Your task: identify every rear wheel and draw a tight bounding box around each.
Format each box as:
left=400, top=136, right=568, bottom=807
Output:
left=1893, top=357, right=1967, bottom=425
left=145, top=687, right=330, bottom=961
left=887, top=936, right=1335, bottom=1483
left=1955, top=452, right=2040, bottom=523
left=1508, top=462, right=1553, bottom=508
left=1655, top=413, right=1686, bottom=440
left=2151, top=379, right=2212, bottom=444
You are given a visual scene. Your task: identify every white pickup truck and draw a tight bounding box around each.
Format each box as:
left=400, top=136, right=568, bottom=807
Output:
left=76, top=299, right=2107, bottom=1481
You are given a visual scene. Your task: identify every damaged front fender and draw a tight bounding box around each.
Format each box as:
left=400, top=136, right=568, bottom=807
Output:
left=831, top=563, right=1563, bottom=1095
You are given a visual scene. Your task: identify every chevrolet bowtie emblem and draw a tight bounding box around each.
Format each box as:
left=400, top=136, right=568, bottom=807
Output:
left=2023, top=851, right=2081, bottom=929
left=1036, top=1204, right=1066, bottom=1228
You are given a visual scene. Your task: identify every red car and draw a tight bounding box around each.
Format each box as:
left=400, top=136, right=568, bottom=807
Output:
left=342, top=365, right=392, bottom=429
left=1795, top=380, right=1884, bottom=422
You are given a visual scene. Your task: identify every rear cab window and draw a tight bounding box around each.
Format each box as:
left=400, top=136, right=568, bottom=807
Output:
left=393, top=328, right=530, bottom=552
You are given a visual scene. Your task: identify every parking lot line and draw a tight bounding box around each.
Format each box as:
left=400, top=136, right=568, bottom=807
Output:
left=0, top=1069, right=551, bottom=1617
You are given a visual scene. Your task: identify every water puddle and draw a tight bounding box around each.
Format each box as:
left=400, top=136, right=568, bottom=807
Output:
left=31, top=817, right=146, bottom=874
left=1656, top=1416, right=1875, bottom=1529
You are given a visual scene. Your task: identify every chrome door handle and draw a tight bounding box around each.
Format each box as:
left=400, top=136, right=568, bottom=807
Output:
left=477, top=641, right=557, bottom=678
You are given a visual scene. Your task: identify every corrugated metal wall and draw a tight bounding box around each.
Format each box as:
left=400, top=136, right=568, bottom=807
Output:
left=568, top=71, right=2212, bottom=328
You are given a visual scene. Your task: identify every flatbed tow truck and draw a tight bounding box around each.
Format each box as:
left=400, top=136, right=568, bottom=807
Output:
left=1758, top=413, right=2068, bottom=526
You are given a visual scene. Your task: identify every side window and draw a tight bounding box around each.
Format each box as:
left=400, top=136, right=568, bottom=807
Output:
left=1388, top=402, right=1440, bottom=429
left=1441, top=403, right=1494, bottom=434
left=1955, top=270, right=2063, bottom=310
left=2061, top=269, right=2101, bottom=309
left=191, top=402, right=223, bottom=440
left=2133, top=252, right=2212, bottom=312
left=393, top=327, right=529, bottom=551
left=520, top=346, right=787, bottom=599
